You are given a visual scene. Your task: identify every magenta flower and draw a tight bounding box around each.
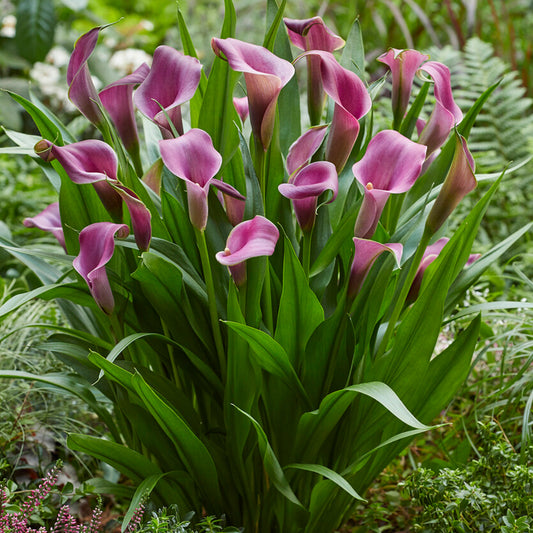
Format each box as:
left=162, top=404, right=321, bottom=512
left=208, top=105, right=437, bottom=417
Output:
left=212, top=38, right=295, bottom=151
left=278, top=161, right=338, bottom=232
left=353, top=130, right=427, bottom=238
left=297, top=51, right=371, bottom=172
left=99, top=63, right=150, bottom=155
left=67, top=27, right=105, bottom=126
left=284, top=17, right=345, bottom=125
left=348, top=238, right=403, bottom=298
left=134, top=46, right=202, bottom=138
left=216, top=215, right=279, bottom=286
left=286, top=125, right=328, bottom=176
left=426, top=133, right=477, bottom=234
left=233, top=96, right=249, bottom=124
left=23, top=202, right=66, bottom=251
left=73, top=222, right=129, bottom=314
left=159, top=129, right=244, bottom=231
left=377, top=48, right=428, bottom=126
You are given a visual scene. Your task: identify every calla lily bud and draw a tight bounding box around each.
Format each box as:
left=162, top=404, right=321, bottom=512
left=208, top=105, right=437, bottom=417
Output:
left=348, top=238, right=403, bottom=299
left=73, top=222, right=129, bottom=314
left=212, top=37, right=295, bottom=151
left=426, top=133, right=476, bottom=235
left=233, top=96, right=249, bottom=124
left=278, top=161, right=337, bottom=232
left=216, top=215, right=279, bottom=286
left=23, top=202, right=66, bottom=251
left=353, top=130, right=427, bottom=238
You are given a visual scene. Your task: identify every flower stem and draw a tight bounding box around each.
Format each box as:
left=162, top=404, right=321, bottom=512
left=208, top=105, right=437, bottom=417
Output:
left=302, top=230, right=312, bottom=279
left=253, top=136, right=267, bottom=210
left=195, top=227, right=226, bottom=379
left=262, top=260, right=274, bottom=333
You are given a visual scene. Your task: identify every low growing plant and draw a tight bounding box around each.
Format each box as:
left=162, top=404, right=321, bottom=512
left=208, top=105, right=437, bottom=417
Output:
left=0, top=1, right=529, bottom=532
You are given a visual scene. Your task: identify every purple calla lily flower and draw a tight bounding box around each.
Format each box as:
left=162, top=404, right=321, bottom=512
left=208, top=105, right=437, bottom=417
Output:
left=216, top=215, right=279, bottom=286
left=349, top=238, right=403, bottom=298
left=134, top=46, right=202, bottom=138
left=297, top=51, right=371, bottom=172
left=159, top=129, right=245, bottom=231
left=73, top=222, right=129, bottom=314
left=212, top=37, right=295, bottom=151
left=284, top=17, right=345, bottom=125
left=67, top=27, right=105, bottom=126
left=353, top=130, right=427, bottom=238
left=233, top=96, right=249, bottom=124
left=100, top=63, right=150, bottom=155
left=426, top=133, right=477, bottom=234
left=23, top=202, right=66, bottom=251
left=286, top=125, right=328, bottom=176
left=377, top=48, right=428, bottom=126
left=278, top=161, right=337, bottom=232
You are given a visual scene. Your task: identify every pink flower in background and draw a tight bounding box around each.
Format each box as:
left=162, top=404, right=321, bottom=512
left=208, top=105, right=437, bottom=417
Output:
left=23, top=202, right=66, bottom=251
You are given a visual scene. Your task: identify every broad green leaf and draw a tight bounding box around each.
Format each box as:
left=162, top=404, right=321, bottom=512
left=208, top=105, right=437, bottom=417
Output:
left=400, top=82, right=430, bottom=138
left=340, top=18, right=365, bottom=79
left=263, top=0, right=287, bottom=51
left=15, top=0, right=56, bottom=63
left=29, top=89, right=77, bottom=143
left=122, top=474, right=167, bottom=532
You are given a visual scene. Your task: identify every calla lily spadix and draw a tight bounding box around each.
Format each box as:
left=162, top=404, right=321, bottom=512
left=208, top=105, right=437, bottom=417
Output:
left=159, top=129, right=245, bottom=231
left=284, top=17, right=345, bottom=125
left=211, top=37, right=295, bottom=151
left=286, top=125, right=328, bottom=176
left=278, top=161, right=338, bottom=232
left=296, top=50, right=371, bottom=173
left=134, top=46, right=202, bottom=138
left=353, top=130, right=427, bottom=239
left=216, top=215, right=279, bottom=286
left=73, top=222, right=129, bottom=314
left=67, top=27, right=104, bottom=126
left=23, top=202, right=66, bottom=251
left=100, top=63, right=150, bottom=157
left=348, top=238, right=403, bottom=299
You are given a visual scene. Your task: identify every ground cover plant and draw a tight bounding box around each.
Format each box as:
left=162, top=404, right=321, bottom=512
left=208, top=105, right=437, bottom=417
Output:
left=0, top=1, right=530, bottom=531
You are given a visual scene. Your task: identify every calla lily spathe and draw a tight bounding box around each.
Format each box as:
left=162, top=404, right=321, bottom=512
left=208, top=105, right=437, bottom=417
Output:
left=73, top=222, right=129, bottom=314
left=233, top=96, right=249, bottom=124
left=211, top=37, right=295, bottom=151
left=134, top=46, right=202, bottom=138
left=353, top=130, right=427, bottom=238
left=23, top=202, right=66, bottom=251
left=286, top=125, right=328, bottom=176
left=159, top=129, right=244, bottom=231
left=278, top=161, right=337, bottom=232
left=216, top=215, right=279, bottom=286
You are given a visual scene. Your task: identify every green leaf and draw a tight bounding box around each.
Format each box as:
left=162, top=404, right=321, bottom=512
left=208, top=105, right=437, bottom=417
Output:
left=263, top=0, right=287, bottom=51
left=15, top=0, right=56, bottom=63
left=233, top=405, right=305, bottom=510
left=122, top=473, right=166, bottom=532
left=340, top=18, right=365, bottom=79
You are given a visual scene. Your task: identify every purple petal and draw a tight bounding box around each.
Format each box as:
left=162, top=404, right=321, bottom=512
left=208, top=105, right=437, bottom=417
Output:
left=67, top=27, right=104, bottom=125
left=134, top=46, right=202, bottom=135
left=352, top=130, right=427, bottom=193
left=186, top=182, right=209, bottom=231
left=210, top=178, right=245, bottom=200
left=142, top=159, right=164, bottom=196
left=72, top=222, right=129, bottom=314
left=284, top=17, right=345, bottom=52
left=353, top=187, right=391, bottom=239
left=99, top=63, right=150, bottom=152
left=279, top=161, right=337, bottom=200
left=286, top=125, right=328, bottom=175
left=325, top=103, right=360, bottom=172
left=233, top=96, right=249, bottom=123
left=349, top=237, right=403, bottom=298
left=222, top=193, right=246, bottom=226
left=23, top=202, right=66, bottom=251
left=215, top=215, right=279, bottom=266
left=212, top=38, right=294, bottom=150
left=418, top=99, right=456, bottom=157
left=377, top=48, right=428, bottom=122
left=408, top=237, right=448, bottom=300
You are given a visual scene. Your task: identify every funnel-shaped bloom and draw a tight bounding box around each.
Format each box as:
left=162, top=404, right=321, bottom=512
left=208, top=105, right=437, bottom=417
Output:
left=216, top=215, right=279, bottom=286
left=298, top=51, right=371, bottom=172
left=100, top=63, right=150, bottom=154
left=23, top=202, right=66, bottom=251
left=233, top=96, right=249, bottom=124
left=279, top=161, right=337, bottom=232
left=134, top=46, right=202, bottom=138
left=426, top=133, right=476, bottom=234
left=353, top=130, right=427, bottom=238
left=349, top=238, right=403, bottom=298
left=212, top=38, right=295, bottom=151
left=73, top=222, right=129, bottom=314
left=377, top=48, right=428, bottom=126
left=67, top=27, right=104, bottom=126
left=286, top=125, right=328, bottom=176
left=159, top=129, right=244, bottom=230
left=284, top=17, right=345, bottom=125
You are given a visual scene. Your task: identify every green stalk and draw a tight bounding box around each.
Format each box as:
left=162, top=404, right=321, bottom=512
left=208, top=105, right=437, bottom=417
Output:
left=302, top=230, right=312, bottom=279
left=262, top=260, right=274, bottom=333
left=253, top=135, right=267, bottom=210
left=195, top=227, right=227, bottom=379
left=375, top=225, right=433, bottom=359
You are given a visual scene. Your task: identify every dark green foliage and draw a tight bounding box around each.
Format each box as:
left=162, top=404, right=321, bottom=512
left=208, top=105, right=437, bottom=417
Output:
left=15, top=0, right=56, bottom=63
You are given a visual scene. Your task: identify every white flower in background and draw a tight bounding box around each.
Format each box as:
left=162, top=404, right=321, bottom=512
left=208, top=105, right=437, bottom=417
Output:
left=0, top=14, right=16, bottom=38
left=110, top=48, right=152, bottom=76
left=30, top=62, right=61, bottom=88
left=91, top=75, right=103, bottom=91
left=139, top=19, right=154, bottom=31
left=46, top=46, right=70, bottom=67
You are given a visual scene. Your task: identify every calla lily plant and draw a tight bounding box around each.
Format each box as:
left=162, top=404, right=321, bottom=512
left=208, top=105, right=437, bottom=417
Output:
left=0, top=3, right=524, bottom=533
